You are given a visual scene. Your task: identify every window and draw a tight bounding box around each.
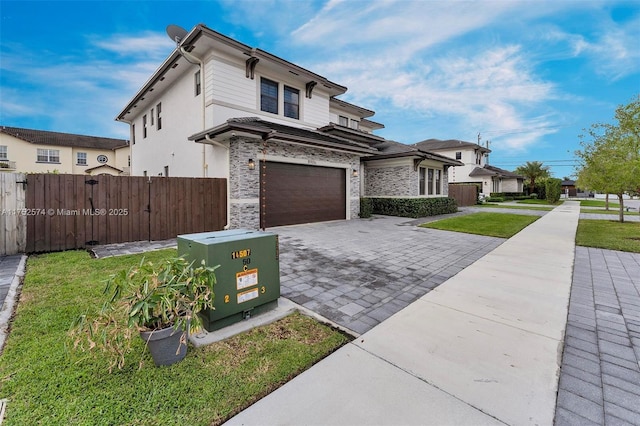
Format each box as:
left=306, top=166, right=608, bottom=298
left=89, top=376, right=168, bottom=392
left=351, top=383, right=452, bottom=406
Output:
left=132, top=124, right=136, bottom=144
left=420, top=167, right=442, bottom=195
left=156, top=103, right=162, bottom=130
left=284, top=86, right=299, bottom=119
left=150, top=108, right=154, bottom=126
left=143, top=115, right=148, bottom=138
left=77, top=152, right=87, bottom=165
left=350, top=119, right=359, bottom=130
left=455, top=151, right=462, bottom=160
left=37, top=149, right=60, bottom=163
left=338, top=116, right=349, bottom=126
left=476, top=151, right=482, bottom=165
left=0, top=146, right=7, bottom=160
left=195, top=71, right=201, bottom=96
left=260, top=78, right=278, bottom=114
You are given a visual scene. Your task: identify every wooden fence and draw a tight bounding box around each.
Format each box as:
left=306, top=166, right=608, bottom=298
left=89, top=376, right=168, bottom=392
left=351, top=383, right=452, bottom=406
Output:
left=448, top=184, right=479, bottom=207
left=22, top=174, right=226, bottom=253
left=0, top=173, right=27, bottom=255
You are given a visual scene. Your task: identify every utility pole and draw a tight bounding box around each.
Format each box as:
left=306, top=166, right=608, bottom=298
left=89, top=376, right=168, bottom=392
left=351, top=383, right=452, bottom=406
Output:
left=485, top=140, right=490, bottom=165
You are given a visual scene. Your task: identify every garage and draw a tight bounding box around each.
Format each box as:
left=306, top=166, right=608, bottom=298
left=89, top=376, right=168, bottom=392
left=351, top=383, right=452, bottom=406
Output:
left=260, top=161, right=346, bottom=228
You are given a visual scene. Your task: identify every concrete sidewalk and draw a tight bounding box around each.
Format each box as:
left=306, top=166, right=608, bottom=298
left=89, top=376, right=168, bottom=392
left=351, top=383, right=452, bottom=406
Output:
left=226, top=202, right=581, bottom=425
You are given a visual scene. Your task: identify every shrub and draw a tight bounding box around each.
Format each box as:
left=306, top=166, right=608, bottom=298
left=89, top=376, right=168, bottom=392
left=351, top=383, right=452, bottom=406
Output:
left=359, top=197, right=373, bottom=218
left=486, top=197, right=505, bottom=202
left=364, top=197, right=457, bottom=218
left=545, top=178, right=562, bottom=203
left=490, top=192, right=524, bottom=198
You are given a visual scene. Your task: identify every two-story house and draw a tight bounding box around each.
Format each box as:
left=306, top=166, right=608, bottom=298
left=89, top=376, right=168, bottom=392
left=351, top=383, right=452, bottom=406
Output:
left=0, top=126, right=130, bottom=175
left=116, top=24, right=461, bottom=229
left=413, top=139, right=523, bottom=195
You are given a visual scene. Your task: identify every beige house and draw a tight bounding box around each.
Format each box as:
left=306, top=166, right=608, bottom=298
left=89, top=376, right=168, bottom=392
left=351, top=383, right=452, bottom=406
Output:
left=0, top=126, right=130, bottom=175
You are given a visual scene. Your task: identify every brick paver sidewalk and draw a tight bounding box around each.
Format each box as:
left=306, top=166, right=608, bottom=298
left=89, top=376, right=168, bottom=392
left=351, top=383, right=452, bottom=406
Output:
left=555, top=247, right=640, bottom=425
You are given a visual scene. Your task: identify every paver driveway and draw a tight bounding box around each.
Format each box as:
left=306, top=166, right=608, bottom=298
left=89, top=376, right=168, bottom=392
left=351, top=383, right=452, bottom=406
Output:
left=274, top=215, right=504, bottom=335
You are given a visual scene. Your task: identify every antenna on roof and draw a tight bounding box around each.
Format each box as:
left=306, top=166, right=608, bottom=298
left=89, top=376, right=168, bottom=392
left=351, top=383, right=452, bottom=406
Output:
left=166, top=25, right=188, bottom=46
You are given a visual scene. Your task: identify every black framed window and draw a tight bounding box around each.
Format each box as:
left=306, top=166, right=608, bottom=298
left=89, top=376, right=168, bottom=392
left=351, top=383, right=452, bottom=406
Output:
left=195, top=71, right=201, bottom=96
left=260, top=78, right=278, bottom=114
left=284, top=86, right=299, bottom=119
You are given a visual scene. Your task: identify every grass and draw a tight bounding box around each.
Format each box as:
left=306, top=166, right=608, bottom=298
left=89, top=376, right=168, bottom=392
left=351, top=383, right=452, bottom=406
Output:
left=0, top=250, right=349, bottom=425
left=580, top=200, right=621, bottom=208
left=581, top=208, right=639, bottom=216
left=576, top=220, right=640, bottom=253
left=420, top=212, right=539, bottom=238
left=476, top=203, right=554, bottom=212
left=516, top=199, right=562, bottom=205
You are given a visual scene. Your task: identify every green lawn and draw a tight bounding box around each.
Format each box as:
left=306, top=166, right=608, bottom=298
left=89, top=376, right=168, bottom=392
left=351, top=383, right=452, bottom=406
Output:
left=0, top=250, right=349, bottom=425
left=581, top=208, right=639, bottom=216
left=580, top=199, right=621, bottom=208
left=576, top=220, right=640, bottom=253
left=476, top=203, right=554, bottom=211
left=420, top=212, right=539, bottom=238
left=516, top=199, right=562, bottom=205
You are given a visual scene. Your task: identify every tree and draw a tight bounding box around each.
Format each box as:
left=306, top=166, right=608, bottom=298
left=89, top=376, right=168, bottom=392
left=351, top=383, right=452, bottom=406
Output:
left=515, top=161, right=550, bottom=195
left=575, top=95, right=640, bottom=223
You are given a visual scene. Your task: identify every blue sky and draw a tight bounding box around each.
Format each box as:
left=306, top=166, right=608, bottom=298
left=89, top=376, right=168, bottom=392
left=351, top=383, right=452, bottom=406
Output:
left=1, top=0, right=639, bottom=177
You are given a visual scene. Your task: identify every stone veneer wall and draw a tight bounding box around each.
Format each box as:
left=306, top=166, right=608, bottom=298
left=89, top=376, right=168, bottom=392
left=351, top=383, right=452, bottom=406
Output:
left=229, top=136, right=361, bottom=229
left=364, top=165, right=416, bottom=196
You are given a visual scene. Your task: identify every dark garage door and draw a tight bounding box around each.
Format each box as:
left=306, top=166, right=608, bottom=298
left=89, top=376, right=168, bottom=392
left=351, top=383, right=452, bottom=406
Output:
left=260, top=161, right=346, bottom=228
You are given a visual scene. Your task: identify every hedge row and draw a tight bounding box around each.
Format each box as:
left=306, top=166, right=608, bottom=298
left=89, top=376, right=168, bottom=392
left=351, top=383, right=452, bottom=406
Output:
left=360, top=197, right=457, bottom=218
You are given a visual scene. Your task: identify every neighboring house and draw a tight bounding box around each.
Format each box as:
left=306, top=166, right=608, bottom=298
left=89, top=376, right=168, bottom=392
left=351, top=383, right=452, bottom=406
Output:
left=116, top=23, right=461, bottom=229
left=561, top=180, right=577, bottom=197
left=0, top=126, right=130, bottom=175
left=412, top=139, right=523, bottom=195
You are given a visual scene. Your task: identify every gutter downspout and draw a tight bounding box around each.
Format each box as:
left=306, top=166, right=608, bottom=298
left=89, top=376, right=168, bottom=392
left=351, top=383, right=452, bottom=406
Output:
left=180, top=46, right=207, bottom=178
left=205, top=134, right=231, bottom=230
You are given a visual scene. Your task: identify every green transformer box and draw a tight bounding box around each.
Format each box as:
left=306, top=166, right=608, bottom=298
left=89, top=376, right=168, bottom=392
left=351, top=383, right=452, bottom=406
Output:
left=177, top=229, right=280, bottom=331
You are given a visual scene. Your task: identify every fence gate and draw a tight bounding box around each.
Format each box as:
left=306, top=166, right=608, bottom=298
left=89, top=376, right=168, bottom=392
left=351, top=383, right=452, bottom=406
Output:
left=0, top=173, right=27, bottom=255
left=448, top=184, right=478, bottom=207
left=25, top=174, right=226, bottom=253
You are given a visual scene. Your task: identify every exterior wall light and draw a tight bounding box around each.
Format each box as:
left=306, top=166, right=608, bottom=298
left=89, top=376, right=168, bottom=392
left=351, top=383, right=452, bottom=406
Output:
left=248, top=159, right=255, bottom=170
left=352, top=169, right=358, bottom=177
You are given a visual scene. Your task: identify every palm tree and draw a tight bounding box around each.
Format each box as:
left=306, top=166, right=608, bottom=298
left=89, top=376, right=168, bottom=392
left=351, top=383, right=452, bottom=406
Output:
left=515, top=161, right=550, bottom=195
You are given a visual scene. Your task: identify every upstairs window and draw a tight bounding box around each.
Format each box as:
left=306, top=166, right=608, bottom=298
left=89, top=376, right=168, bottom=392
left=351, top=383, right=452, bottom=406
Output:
left=132, top=124, right=136, bottom=145
left=338, top=116, right=349, bottom=126
left=284, top=86, right=299, bottom=119
left=77, top=152, right=87, bottom=166
left=150, top=108, right=154, bottom=126
left=350, top=119, right=359, bottom=129
left=260, top=78, right=278, bottom=114
left=455, top=151, right=462, bottom=160
left=156, top=103, right=162, bottom=130
left=195, top=71, right=201, bottom=96
left=143, top=115, right=148, bottom=138
left=0, top=146, right=7, bottom=160
left=37, top=148, right=60, bottom=163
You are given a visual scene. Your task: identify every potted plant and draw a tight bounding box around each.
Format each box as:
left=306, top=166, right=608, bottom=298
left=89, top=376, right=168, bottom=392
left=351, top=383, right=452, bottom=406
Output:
left=70, top=257, right=218, bottom=371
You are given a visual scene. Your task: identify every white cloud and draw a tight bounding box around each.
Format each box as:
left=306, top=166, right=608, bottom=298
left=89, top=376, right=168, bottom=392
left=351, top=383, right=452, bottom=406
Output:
left=0, top=31, right=172, bottom=138
left=91, top=32, right=175, bottom=58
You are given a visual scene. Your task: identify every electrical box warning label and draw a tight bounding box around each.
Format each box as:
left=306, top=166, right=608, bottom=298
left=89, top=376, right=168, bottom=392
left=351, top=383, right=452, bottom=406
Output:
left=237, top=288, right=259, bottom=304
left=236, top=268, right=258, bottom=290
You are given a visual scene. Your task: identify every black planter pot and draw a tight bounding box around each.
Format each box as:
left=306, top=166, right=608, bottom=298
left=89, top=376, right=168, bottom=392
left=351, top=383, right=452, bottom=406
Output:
left=139, top=325, right=188, bottom=366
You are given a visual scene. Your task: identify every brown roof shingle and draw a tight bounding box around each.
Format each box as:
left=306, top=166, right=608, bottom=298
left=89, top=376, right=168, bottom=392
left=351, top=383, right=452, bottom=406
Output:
left=0, top=126, right=129, bottom=150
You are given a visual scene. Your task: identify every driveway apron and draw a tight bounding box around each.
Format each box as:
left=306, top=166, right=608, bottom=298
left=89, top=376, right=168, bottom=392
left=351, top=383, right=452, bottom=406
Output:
left=275, top=215, right=504, bottom=335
